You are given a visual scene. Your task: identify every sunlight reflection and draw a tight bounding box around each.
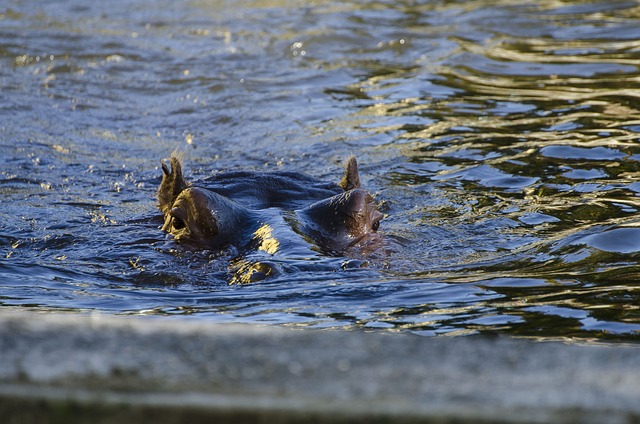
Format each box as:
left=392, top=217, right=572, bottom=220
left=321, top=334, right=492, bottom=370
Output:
left=254, top=223, right=280, bottom=255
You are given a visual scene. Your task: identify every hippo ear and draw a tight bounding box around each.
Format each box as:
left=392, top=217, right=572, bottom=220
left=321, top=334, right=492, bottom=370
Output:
left=157, top=153, right=189, bottom=215
left=339, top=156, right=361, bottom=190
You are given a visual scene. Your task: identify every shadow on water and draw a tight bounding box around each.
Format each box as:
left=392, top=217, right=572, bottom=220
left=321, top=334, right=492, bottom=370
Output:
left=2, top=0, right=640, bottom=341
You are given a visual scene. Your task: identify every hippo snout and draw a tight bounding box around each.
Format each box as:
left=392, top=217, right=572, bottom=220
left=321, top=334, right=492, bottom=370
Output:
left=162, top=187, right=219, bottom=244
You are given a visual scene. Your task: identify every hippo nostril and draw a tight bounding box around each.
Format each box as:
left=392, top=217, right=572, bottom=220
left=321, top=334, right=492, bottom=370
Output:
left=172, top=217, right=186, bottom=230
left=372, top=220, right=380, bottom=232
left=168, top=207, right=189, bottom=232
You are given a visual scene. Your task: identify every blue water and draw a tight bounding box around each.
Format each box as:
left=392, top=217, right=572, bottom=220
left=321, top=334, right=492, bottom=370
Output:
left=3, top=0, right=640, bottom=341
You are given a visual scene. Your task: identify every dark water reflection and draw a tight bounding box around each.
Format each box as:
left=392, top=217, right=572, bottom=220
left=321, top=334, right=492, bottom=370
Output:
left=3, top=0, right=640, bottom=341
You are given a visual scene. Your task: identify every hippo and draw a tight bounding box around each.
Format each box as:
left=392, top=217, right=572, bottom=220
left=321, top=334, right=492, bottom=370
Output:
left=157, top=154, right=383, bottom=282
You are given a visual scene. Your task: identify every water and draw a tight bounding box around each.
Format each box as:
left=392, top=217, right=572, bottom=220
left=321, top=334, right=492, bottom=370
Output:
left=3, top=0, right=640, bottom=341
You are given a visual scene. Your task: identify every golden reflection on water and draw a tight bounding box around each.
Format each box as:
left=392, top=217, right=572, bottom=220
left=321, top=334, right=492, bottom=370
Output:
left=254, top=223, right=280, bottom=255
left=229, top=259, right=274, bottom=285
left=229, top=223, right=280, bottom=284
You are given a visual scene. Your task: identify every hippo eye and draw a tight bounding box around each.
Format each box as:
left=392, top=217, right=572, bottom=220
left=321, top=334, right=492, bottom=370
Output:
left=172, top=217, right=186, bottom=231
left=372, top=220, right=380, bottom=232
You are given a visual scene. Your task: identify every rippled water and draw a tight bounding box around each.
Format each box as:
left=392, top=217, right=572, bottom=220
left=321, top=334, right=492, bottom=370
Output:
left=3, top=0, right=640, bottom=341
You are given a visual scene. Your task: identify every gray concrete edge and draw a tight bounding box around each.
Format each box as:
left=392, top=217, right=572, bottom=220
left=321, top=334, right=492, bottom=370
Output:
left=1, top=310, right=639, bottom=423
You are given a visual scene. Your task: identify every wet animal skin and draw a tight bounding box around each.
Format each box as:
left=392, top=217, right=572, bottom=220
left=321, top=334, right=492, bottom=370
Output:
left=157, top=155, right=383, bottom=259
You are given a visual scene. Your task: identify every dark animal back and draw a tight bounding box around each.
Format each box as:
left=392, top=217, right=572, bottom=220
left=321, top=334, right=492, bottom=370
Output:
left=195, top=171, right=342, bottom=209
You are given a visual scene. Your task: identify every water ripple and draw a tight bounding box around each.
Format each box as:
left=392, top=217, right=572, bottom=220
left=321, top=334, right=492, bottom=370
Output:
left=2, top=0, right=640, bottom=341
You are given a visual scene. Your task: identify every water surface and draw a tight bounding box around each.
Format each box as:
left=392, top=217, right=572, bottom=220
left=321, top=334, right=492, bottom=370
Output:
left=3, top=0, right=640, bottom=341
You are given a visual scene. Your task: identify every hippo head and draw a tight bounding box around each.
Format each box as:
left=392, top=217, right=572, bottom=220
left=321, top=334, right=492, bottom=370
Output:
left=161, top=187, right=248, bottom=248
left=297, top=158, right=383, bottom=252
left=157, top=154, right=383, bottom=254
left=336, top=188, right=383, bottom=239
left=158, top=158, right=248, bottom=248
left=299, top=187, right=383, bottom=252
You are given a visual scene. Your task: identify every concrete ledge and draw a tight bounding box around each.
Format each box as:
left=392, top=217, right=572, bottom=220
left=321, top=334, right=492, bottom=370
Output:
left=1, top=311, right=639, bottom=423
